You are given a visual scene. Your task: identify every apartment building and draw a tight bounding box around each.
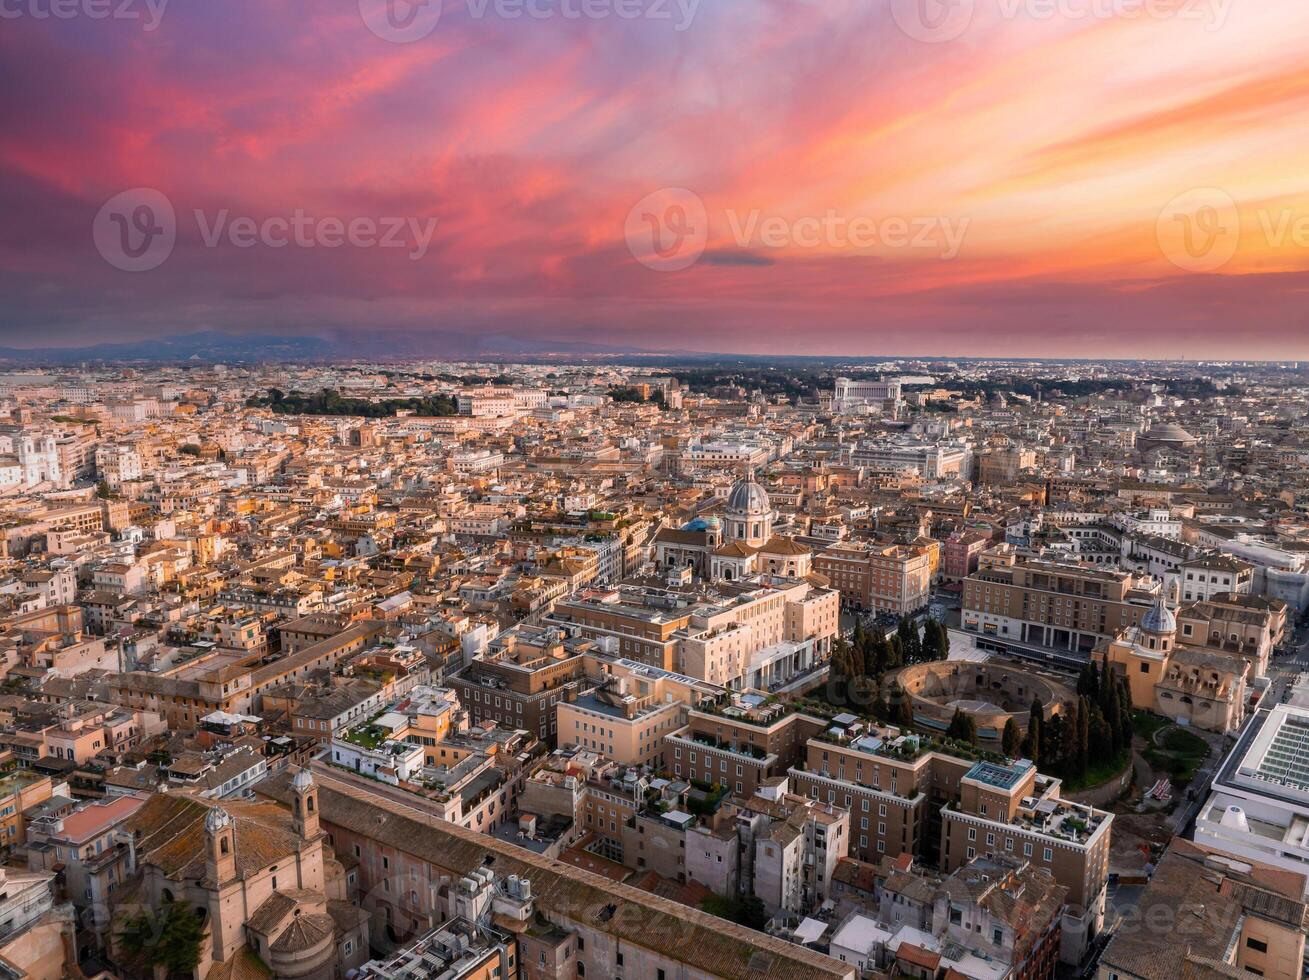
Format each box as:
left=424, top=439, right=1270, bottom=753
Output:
left=740, top=781, right=850, bottom=915
left=26, top=793, right=149, bottom=938
left=942, top=529, right=993, bottom=582
left=450, top=624, right=589, bottom=745
left=962, top=550, right=1161, bottom=653
left=109, top=622, right=381, bottom=729
left=549, top=577, right=837, bottom=690
left=851, top=440, right=972, bottom=480
left=939, top=759, right=1110, bottom=959
left=829, top=854, right=1067, bottom=980
left=977, top=445, right=1038, bottom=485
left=557, top=660, right=715, bottom=767
left=782, top=715, right=1111, bottom=962
left=1180, top=552, right=1256, bottom=603
left=789, top=725, right=960, bottom=866
left=0, top=771, right=58, bottom=848
left=666, top=695, right=830, bottom=798
left=814, top=541, right=933, bottom=615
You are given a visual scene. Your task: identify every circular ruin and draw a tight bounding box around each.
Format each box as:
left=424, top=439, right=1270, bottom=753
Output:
left=887, top=660, right=1076, bottom=745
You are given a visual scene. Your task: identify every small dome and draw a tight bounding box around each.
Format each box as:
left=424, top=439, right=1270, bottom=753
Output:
left=205, top=806, right=233, bottom=835
left=726, top=471, right=771, bottom=516
left=1140, top=598, right=1176, bottom=635
left=291, top=768, right=314, bottom=793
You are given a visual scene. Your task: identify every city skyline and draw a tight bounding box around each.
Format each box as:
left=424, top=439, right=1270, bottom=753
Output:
left=3, top=1, right=1309, bottom=357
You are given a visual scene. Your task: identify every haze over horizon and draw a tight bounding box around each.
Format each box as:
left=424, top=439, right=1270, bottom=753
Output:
left=3, top=0, right=1309, bottom=358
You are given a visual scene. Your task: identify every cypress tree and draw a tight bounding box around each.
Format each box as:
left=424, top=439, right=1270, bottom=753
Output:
left=1023, top=697, right=1043, bottom=763
left=947, top=708, right=978, bottom=744
left=1002, top=717, right=1022, bottom=757
left=893, top=687, right=915, bottom=729
left=1077, top=697, right=1091, bottom=777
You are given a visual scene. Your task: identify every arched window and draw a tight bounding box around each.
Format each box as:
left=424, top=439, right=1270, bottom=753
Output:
left=220, top=837, right=230, bottom=855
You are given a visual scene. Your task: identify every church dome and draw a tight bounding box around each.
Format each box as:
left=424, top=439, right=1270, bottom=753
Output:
left=726, top=471, right=771, bottom=516
left=291, top=768, right=315, bottom=793
left=1140, top=598, right=1176, bottom=635
left=1141, top=423, right=1197, bottom=446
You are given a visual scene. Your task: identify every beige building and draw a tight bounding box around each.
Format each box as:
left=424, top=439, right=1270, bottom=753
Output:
left=558, top=658, right=718, bottom=767
left=113, top=772, right=370, bottom=980
left=1101, top=595, right=1250, bottom=733
left=814, top=541, right=933, bottom=616
left=550, top=576, right=838, bottom=691
left=962, top=551, right=1161, bottom=653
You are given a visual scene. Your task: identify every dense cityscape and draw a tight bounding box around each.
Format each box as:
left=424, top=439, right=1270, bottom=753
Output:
left=0, top=356, right=1303, bottom=980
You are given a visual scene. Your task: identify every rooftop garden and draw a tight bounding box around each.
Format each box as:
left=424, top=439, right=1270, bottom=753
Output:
left=686, top=779, right=730, bottom=816
left=341, top=711, right=393, bottom=751
left=682, top=732, right=769, bottom=760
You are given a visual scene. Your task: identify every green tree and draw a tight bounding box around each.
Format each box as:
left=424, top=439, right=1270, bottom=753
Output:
left=1077, top=697, right=1092, bottom=778
left=700, top=893, right=768, bottom=931
left=897, top=619, right=921, bottom=665
left=1077, top=660, right=1100, bottom=700
left=1002, top=717, right=1022, bottom=757
left=118, top=898, right=205, bottom=978
left=890, top=685, right=915, bottom=729
left=946, top=708, right=978, bottom=744
left=1023, top=697, right=1043, bottom=763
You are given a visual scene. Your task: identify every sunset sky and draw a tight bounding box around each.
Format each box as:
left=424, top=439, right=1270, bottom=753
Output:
left=2, top=0, right=1308, bottom=357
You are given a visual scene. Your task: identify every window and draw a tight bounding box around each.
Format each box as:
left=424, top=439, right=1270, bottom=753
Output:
left=1246, top=938, right=1268, bottom=954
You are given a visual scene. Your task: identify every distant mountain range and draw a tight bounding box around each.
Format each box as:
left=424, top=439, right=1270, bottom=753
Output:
left=0, top=330, right=659, bottom=364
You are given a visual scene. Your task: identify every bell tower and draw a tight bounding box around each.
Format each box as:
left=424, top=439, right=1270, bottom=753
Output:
left=205, top=807, right=236, bottom=886
left=291, top=768, right=320, bottom=840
